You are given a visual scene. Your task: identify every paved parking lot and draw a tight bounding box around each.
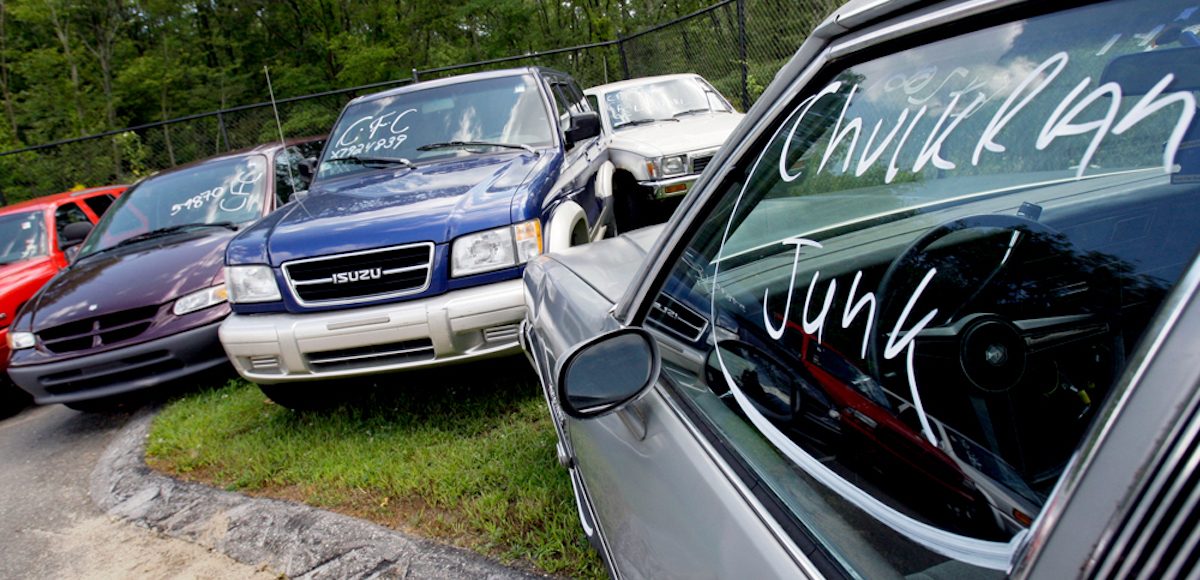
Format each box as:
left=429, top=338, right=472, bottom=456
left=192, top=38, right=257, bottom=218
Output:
left=0, top=404, right=273, bottom=578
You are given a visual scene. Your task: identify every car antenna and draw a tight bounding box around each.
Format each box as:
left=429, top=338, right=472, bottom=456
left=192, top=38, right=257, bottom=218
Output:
left=264, top=65, right=297, bottom=193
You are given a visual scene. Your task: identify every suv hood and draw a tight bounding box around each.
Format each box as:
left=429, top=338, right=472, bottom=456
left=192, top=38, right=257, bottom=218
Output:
left=612, top=112, right=745, bottom=157
left=30, top=229, right=233, bottom=331
left=263, top=152, right=545, bottom=264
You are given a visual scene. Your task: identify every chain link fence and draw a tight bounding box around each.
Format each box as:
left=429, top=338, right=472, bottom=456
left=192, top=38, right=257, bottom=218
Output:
left=0, top=0, right=839, bottom=202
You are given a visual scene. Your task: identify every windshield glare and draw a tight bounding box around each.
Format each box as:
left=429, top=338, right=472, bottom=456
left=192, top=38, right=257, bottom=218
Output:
left=603, top=77, right=731, bottom=129
left=79, top=155, right=268, bottom=257
left=0, top=210, right=47, bottom=265
left=317, top=75, right=553, bottom=181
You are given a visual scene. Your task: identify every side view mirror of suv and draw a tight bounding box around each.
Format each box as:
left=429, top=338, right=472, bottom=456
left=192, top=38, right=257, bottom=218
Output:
left=565, top=111, right=601, bottom=148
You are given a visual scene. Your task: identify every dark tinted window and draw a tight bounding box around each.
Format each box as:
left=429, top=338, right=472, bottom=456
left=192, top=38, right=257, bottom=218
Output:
left=646, top=0, right=1200, bottom=576
left=54, top=202, right=90, bottom=247
left=82, top=194, right=114, bottom=217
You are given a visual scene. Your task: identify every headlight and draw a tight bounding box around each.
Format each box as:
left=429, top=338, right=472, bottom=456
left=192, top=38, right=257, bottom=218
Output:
left=173, top=284, right=228, bottom=316
left=226, top=265, right=282, bottom=303
left=7, top=331, right=34, bottom=350
left=660, top=155, right=687, bottom=176
left=451, top=219, right=542, bottom=277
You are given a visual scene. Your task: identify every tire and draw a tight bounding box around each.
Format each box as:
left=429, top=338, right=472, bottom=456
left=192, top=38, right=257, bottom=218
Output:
left=258, top=382, right=354, bottom=412
left=612, top=173, right=648, bottom=234
left=0, top=379, right=31, bottom=417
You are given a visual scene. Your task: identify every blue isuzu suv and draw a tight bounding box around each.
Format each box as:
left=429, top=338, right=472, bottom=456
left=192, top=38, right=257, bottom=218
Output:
left=219, top=67, right=613, bottom=408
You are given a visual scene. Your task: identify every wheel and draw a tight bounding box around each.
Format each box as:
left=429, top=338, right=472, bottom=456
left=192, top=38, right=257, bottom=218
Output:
left=868, top=213, right=1122, bottom=488
left=612, top=172, right=649, bottom=234
left=258, top=382, right=351, bottom=411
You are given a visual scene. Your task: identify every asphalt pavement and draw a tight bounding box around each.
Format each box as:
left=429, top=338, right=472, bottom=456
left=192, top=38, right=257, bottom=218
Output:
left=1, top=402, right=543, bottom=579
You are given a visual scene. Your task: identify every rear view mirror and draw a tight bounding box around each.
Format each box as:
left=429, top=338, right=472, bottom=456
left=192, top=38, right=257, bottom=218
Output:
left=60, top=221, right=92, bottom=250
left=557, top=327, right=660, bottom=419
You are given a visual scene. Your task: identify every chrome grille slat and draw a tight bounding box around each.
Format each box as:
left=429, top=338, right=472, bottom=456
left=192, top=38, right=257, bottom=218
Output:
left=283, top=243, right=434, bottom=306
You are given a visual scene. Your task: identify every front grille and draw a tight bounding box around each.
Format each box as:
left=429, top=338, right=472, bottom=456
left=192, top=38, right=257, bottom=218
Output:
left=41, top=350, right=182, bottom=394
left=37, top=305, right=160, bottom=354
left=691, top=154, right=714, bottom=174
left=283, top=243, right=434, bottom=306
left=306, top=338, right=435, bottom=371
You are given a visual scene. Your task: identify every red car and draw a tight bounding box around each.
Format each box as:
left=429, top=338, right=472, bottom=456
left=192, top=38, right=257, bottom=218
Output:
left=0, top=185, right=126, bottom=411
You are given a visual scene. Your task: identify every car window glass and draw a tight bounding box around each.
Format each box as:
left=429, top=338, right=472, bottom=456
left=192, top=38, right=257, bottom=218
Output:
left=0, top=210, right=47, bottom=264
left=604, top=77, right=730, bottom=129
left=275, top=145, right=311, bottom=202
left=79, top=155, right=269, bottom=257
left=54, top=202, right=90, bottom=246
left=318, top=75, right=552, bottom=181
left=644, top=1, right=1200, bottom=576
left=82, top=194, right=114, bottom=217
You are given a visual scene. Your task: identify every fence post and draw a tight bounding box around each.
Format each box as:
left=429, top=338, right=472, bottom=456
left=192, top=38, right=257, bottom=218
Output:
left=412, top=68, right=419, bottom=83
left=617, top=36, right=631, bottom=80
left=216, top=111, right=230, bottom=153
left=737, top=0, right=749, bottom=111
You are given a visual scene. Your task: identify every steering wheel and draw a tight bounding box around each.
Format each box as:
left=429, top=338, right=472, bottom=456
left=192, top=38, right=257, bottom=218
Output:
left=866, top=212, right=1123, bottom=485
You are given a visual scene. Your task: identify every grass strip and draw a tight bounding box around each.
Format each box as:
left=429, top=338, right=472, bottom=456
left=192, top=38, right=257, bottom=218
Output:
left=146, top=359, right=603, bottom=578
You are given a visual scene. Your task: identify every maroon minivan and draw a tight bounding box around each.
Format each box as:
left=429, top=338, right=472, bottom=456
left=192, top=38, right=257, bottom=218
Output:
left=6, top=138, right=323, bottom=410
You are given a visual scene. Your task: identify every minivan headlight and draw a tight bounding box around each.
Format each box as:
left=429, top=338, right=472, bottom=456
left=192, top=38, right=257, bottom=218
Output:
left=226, top=265, right=282, bottom=303
left=451, top=219, right=542, bottom=277
left=7, top=331, right=34, bottom=350
left=173, top=284, right=228, bottom=316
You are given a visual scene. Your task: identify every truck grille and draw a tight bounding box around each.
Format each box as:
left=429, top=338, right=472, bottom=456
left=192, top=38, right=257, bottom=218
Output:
left=691, top=154, right=714, bottom=174
left=283, top=243, right=434, bottom=306
left=306, top=338, right=435, bottom=371
left=37, top=305, right=160, bottom=354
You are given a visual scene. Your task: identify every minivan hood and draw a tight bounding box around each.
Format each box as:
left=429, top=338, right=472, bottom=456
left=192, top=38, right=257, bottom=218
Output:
left=612, top=112, right=745, bottom=156
left=262, top=152, right=545, bottom=265
left=30, top=229, right=233, bottom=331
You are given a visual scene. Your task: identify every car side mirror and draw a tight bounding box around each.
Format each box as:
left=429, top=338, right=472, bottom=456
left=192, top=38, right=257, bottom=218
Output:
left=556, top=327, right=660, bottom=419
left=564, top=111, right=601, bottom=148
left=60, top=221, right=93, bottom=250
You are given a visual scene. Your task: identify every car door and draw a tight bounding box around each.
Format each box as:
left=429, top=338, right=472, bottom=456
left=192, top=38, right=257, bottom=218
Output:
left=562, top=0, right=1200, bottom=577
left=544, top=73, right=606, bottom=240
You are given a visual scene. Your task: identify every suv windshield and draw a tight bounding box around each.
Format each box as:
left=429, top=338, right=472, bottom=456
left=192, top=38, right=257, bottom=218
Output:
left=79, top=155, right=268, bottom=257
left=317, top=74, right=553, bottom=182
left=0, top=210, right=47, bottom=265
left=649, top=0, right=1200, bottom=575
left=603, top=77, right=732, bottom=129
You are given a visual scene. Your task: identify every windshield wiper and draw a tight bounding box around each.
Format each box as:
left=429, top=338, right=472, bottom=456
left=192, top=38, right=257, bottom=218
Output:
left=673, top=108, right=714, bottom=118
left=324, top=155, right=416, bottom=169
left=416, top=141, right=537, bottom=155
left=80, top=222, right=239, bottom=259
left=614, top=117, right=680, bottom=129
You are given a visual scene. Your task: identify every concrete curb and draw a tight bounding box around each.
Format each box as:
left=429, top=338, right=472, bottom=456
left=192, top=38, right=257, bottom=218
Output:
left=90, top=407, right=546, bottom=579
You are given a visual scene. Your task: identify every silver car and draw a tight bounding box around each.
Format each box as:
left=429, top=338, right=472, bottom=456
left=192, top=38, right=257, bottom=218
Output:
left=521, top=0, right=1200, bottom=577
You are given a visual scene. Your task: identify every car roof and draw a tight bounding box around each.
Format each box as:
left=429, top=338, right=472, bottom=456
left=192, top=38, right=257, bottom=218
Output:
left=584, top=73, right=703, bottom=96
left=140, top=135, right=325, bottom=182
left=344, top=66, right=565, bottom=107
left=0, top=184, right=127, bottom=216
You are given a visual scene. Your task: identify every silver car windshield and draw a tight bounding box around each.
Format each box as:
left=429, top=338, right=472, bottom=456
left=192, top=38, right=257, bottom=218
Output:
left=317, top=75, right=553, bottom=181
left=648, top=0, right=1200, bottom=576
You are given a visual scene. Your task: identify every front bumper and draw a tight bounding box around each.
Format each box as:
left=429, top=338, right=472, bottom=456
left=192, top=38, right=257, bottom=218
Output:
left=8, top=321, right=228, bottom=404
left=639, top=174, right=699, bottom=199
left=219, top=279, right=526, bottom=384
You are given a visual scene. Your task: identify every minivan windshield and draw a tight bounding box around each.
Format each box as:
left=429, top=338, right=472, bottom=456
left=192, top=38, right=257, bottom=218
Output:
left=0, top=210, right=47, bottom=265
left=316, top=74, right=553, bottom=182
left=78, top=155, right=268, bottom=258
